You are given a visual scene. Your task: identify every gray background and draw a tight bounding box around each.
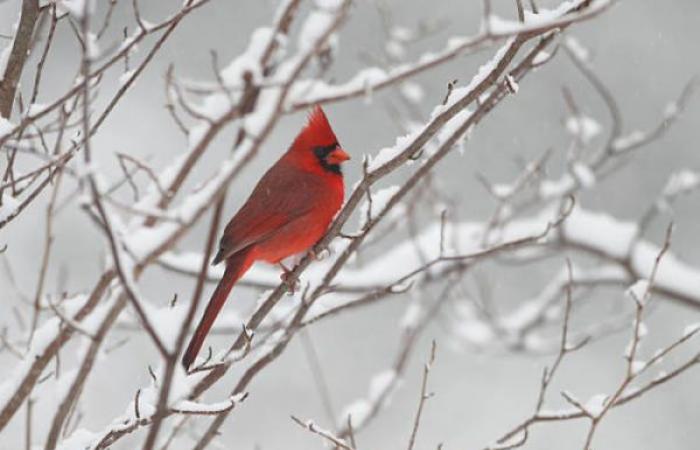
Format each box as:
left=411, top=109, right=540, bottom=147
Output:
left=1, top=0, right=699, bottom=449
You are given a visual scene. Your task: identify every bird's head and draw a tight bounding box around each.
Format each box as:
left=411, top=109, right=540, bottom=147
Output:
left=288, top=106, right=350, bottom=175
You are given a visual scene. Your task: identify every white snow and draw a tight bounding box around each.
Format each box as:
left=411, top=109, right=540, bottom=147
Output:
left=385, top=40, right=405, bottom=59
left=141, top=302, right=190, bottom=352
left=0, top=191, right=20, bottom=223
left=566, top=115, right=601, bottom=143
left=456, top=318, right=494, bottom=346
left=631, top=241, right=700, bottom=304
left=336, top=370, right=398, bottom=429
left=187, top=122, right=210, bottom=151
left=288, top=67, right=387, bottom=110
left=663, top=102, right=679, bottom=119
left=584, top=393, right=607, bottom=417
left=683, top=323, right=700, bottom=338
left=287, top=34, right=513, bottom=111
left=172, top=394, right=242, bottom=414
left=191, top=92, right=232, bottom=121
left=400, top=81, right=425, bottom=103
left=539, top=175, right=576, bottom=199
left=60, top=0, right=95, bottom=19
left=368, top=369, right=397, bottom=403
left=118, top=31, right=141, bottom=55
left=426, top=108, right=473, bottom=158
left=572, top=163, right=596, bottom=188
left=358, top=185, right=399, bottom=228
left=314, top=0, right=345, bottom=9
left=486, top=15, right=520, bottom=35
left=157, top=205, right=579, bottom=300
left=631, top=360, right=646, bottom=375
left=625, top=279, right=649, bottom=303
left=612, top=130, right=644, bottom=151
left=153, top=187, right=700, bottom=349
left=663, top=170, right=700, bottom=197
left=499, top=264, right=627, bottom=337
left=539, top=162, right=596, bottom=199
left=298, top=10, right=335, bottom=53
left=367, top=144, right=402, bottom=172
left=532, top=50, right=551, bottom=65
left=55, top=429, right=99, bottom=450
left=321, top=37, right=513, bottom=177
left=492, top=183, right=514, bottom=198
left=401, top=302, right=423, bottom=329
left=86, top=32, right=100, bottom=59
left=26, top=103, right=49, bottom=116
left=563, top=206, right=638, bottom=259
left=505, top=74, right=519, bottom=93
left=391, top=26, right=414, bottom=42
left=337, top=399, right=372, bottom=427
left=118, top=69, right=136, bottom=87
left=637, top=321, right=648, bottom=339
left=654, top=370, right=668, bottom=382
left=78, top=288, right=120, bottom=335
left=0, top=43, right=11, bottom=81
left=0, top=295, right=88, bottom=409
left=452, top=300, right=495, bottom=345
left=437, top=38, right=515, bottom=115
left=220, top=27, right=270, bottom=86
left=0, top=117, right=14, bottom=139
left=486, top=1, right=606, bottom=37
left=128, top=152, right=188, bottom=223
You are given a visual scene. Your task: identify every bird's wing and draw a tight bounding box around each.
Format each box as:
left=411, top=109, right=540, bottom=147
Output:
left=213, top=163, right=323, bottom=263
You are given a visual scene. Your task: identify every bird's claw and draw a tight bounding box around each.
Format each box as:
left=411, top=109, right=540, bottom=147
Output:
left=279, top=265, right=299, bottom=294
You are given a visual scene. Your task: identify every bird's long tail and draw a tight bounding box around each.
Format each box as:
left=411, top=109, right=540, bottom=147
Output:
left=182, top=248, right=254, bottom=369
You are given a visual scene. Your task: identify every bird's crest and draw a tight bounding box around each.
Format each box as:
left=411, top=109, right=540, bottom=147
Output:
left=298, top=105, right=338, bottom=147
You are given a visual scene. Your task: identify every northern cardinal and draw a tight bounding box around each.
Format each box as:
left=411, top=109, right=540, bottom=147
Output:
left=182, top=106, right=350, bottom=369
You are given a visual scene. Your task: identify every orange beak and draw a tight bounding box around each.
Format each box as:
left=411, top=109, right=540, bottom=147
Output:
left=326, top=147, right=350, bottom=164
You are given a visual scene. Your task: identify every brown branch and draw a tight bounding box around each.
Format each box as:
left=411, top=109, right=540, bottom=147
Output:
left=492, top=258, right=583, bottom=448
left=78, top=9, right=169, bottom=359
left=291, top=416, right=355, bottom=450
left=0, top=0, right=211, bottom=147
left=24, top=397, right=33, bottom=450
left=299, top=329, right=337, bottom=426
left=27, top=169, right=64, bottom=346
left=140, top=191, right=225, bottom=450
left=145, top=0, right=310, bottom=220
left=187, top=2, right=594, bottom=416
left=580, top=224, right=673, bottom=449
left=0, top=270, right=115, bottom=432
left=406, top=340, right=437, bottom=450
left=29, top=4, right=58, bottom=106
left=0, top=1, right=206, bottom=231
left=44, top=295, right=126, bottom=450
left=2, top=3, right=618, bottom=447
left=0, top=0, right=41, bottom=118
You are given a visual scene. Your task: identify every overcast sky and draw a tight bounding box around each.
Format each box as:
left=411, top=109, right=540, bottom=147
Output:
left=1, top=1, right=699, bottom=449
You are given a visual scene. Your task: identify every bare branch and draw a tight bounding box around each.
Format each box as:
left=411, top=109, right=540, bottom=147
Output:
left=0, top=0, right=41, bottom=118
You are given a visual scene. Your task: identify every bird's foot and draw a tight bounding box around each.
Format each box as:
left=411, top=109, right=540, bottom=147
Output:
left=279, top=263, right=299, bottom=294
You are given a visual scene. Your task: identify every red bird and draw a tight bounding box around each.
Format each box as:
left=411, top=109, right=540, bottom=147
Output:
left=182, top=106, right=350, bottom=369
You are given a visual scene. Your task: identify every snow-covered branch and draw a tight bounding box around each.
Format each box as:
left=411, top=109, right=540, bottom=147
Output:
left=0, top=1, right=697, bottom=449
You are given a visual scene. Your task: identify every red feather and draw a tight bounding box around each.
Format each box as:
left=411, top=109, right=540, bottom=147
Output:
left=182, top=249, right=254, bottom=369
left=183, top=106, right=349, bottom=369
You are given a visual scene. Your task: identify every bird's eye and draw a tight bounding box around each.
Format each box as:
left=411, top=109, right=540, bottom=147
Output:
left=313, top=143, right=344, bottom=174
left=314, top=143, right=338, bottom=160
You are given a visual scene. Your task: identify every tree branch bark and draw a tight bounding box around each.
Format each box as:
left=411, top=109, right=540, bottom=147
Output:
left=0, top=0, right=40, bottom=118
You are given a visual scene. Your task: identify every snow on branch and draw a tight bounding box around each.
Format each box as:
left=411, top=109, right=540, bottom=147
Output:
left=0, top=1, right=698, bottom=449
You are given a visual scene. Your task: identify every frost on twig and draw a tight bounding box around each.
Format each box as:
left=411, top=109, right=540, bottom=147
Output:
left=0, top=1, right=698, bottom=449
